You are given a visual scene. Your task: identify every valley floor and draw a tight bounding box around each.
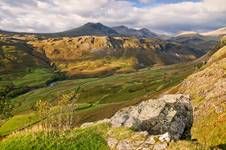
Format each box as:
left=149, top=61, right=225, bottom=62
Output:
left=0, top=63, right=196, bottom=137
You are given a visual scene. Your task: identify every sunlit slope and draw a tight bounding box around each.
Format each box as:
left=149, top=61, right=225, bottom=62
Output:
left=30, top=36, right=202, bottom=77
left=175, top=37, right=226, bottom=148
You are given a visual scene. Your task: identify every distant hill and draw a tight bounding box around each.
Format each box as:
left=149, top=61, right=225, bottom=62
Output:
left=0, top=23, right=158, bottom=38
left=176, top=31, right=199, bottom=37
left=168, top=32, right=217, bottom=53
left=51, top=23, right=119, bottom=37
left=201, top=26, right=226, bottom=37
left=112, top=25, right=157, bottom=38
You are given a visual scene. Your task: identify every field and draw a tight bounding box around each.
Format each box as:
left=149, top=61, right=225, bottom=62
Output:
left=0, top=63, right=197, bottom=136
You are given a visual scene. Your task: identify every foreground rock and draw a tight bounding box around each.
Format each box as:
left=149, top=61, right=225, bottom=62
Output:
left=80, top=94, right=193, bottom=150
left=110, top=94, right=193, bottom=140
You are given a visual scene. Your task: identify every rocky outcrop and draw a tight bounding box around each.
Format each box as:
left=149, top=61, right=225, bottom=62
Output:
left=110, top=94, right=193, bottom=140
left=78, top=94, right=193, bottom=150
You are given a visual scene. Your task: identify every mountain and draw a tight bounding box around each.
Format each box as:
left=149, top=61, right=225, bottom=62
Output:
left=0, top=23, right=158, bottom=38
left=169, top=32, right=218, bottom=53
left=52, top=23, right=119, bottom=37
left=112, top=25, right=157, bottom=38
left=201, top=26, right=226, bottom=37
left=30, top=36, right=204, bottom=77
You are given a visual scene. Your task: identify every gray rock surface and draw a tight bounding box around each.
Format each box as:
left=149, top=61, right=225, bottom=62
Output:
left=110, top=94, right=193, bottom=140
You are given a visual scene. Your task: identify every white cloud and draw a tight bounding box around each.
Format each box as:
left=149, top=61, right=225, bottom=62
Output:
left=0, top=0, right=225, bottom=33
left=138, top=0, right=155, bottom=4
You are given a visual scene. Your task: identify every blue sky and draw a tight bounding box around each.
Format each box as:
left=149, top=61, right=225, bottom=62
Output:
left=128, top=0, right=201, bottom=7
left=0, top=0, right=225, bottom=34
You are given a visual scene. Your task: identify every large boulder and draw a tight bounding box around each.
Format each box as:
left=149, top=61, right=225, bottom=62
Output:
left=110, top=94, right=193, bottom=140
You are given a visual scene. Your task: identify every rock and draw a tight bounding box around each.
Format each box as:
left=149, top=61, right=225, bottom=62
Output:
left=116, top=140, right=134, bottom=150
left=107, top=132, right=173, bottom=150
left=110, top=94, right=193, bottom=140
left=107, top=138, right=118, bottom=149
left=145, top=136, right=156, bottom=145
left=153, top=143, right=168, bottom=150
left=214, top=105, right=224, bottom=114
left=159, top=132, right=171, bottom=142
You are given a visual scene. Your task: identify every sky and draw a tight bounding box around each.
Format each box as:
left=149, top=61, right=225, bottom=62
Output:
left=0, top=0, right=226, bottom=34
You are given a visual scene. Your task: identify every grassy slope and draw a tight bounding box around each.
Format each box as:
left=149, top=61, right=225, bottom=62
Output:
left=0, top=63, right=196, bottom=136
left=0, top=123, right=110, bottom=150
left=11, top=63, right=194, bottom=114
left=169, top=44, right=226, bottom=148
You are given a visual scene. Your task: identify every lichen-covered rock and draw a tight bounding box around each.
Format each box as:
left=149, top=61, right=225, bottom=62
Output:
left=110, top=94, right=193, bottom=140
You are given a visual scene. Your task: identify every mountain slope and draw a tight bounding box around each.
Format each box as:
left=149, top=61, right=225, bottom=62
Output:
left=112, top=25, right=157, bottom=38
left=0, top=35, right=61, bottom=98
left=0, top=37, right=49, bottom=74
left=174, top=37, right=226, bottom=148
left=169, top=33, right=218, bottom=53
left=52, top=23, right=119, bottom=37
left=30, top=36, right=203, bottom=77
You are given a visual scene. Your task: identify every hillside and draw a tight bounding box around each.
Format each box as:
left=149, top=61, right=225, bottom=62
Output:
left=0, top=28, right=225, bottom=150
left=0, top=35, right=63, bottom=99
left=169, top=33, right=217, bottom=53
left=30, top=36, right=203, bottom=77
left=169, top=37, right=226, bottom=148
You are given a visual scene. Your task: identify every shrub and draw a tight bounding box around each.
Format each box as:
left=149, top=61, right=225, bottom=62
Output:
left=0, top=97, right=13, bottom=119
left=6, top=87, right=30, bottom=98
left=35, top=91, right=79, bottom=132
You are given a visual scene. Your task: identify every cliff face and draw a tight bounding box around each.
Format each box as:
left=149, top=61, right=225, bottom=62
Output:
left=30, top=36, right=201, bottom=77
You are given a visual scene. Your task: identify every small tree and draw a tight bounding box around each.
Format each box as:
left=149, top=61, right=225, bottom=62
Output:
left=35, top=88, right=80, bottom=132
left=50, top=91, right=79, bottom=131
left=35, top=100, right=50, bottom=130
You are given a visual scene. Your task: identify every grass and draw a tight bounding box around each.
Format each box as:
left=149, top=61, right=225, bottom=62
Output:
left=0, top=63, right=196, bottom=136
left=59, top=57, right=137, bottom=77
left=168, top=141, right=209, bottom=150
left=11, top=63, right=195, bottom=114
left=0, top=68, right=58, bottom=88
left=0, top=113, right=39, bottom=136
left=192, top=104, right=226, bottom=148
left=13, top=68, right=57, bottom=87
left=0, top=124, right=110, bottom=150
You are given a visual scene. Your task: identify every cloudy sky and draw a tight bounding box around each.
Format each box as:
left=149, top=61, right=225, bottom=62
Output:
left=0, top=0, right=226, bottom=34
